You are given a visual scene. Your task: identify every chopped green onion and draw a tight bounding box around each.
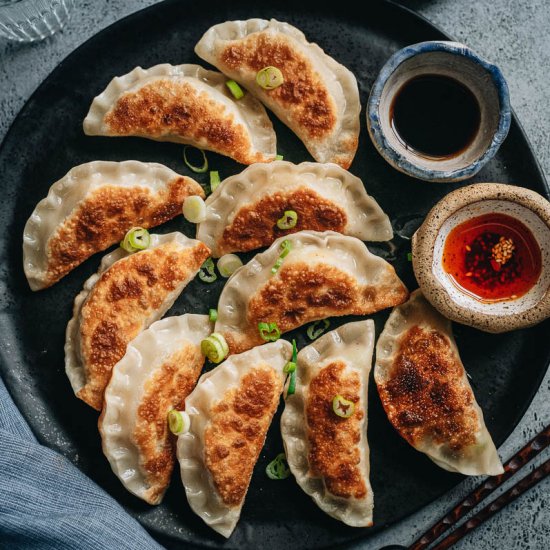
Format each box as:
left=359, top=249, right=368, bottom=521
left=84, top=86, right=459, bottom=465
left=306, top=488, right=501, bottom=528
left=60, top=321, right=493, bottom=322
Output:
left=287, top=370, right=296, bottom=395
left=209, top=308, right=218, bottom=322
left=279, top=239, right=292, bottom=258
left=272, top=258, right=283, bottom=273
left=407, top=252, right=413, bottom=262
left=284, top=340, right=298, bottom=373
left=276, top=210, right=298, bottom=230
left=168, top=410, right=190, bottom=435
left=182, top=195, right=207, bottom=223
left=266, top=453, right=290, bottom=480
left=120, top=227, right=151, bottom=253
left=183, top=146, right=208, bottom=173
left=306, top=319, right=330, bottom=340
left=285, top=339, right=298, bottom=395
left=217, top=254, right=243, bottom=278
left=212, top=332, right=229, bottom=356
left=271, top=239, right=292, bottom=274
left=210, top=170, right=221, bottom=193
left=258, top=321, right=280, bottom=342
left=332, top=395, right=355, bottom=418
left=275, top=154, right=284, bottom=161
left=199, top=258, right=217, bottom=283
left=256, top=66, right=284, bottom=90
left=283, top=361, right=296, bottom=374
left=226, top=79, right=244, bottom=99
left=201, top=332, right=229, bottom=363
left=291, top=339, right=297, bottom=362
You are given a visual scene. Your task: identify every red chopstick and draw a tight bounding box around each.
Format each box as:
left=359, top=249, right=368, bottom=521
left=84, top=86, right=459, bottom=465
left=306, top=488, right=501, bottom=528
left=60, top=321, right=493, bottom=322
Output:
left=409, top=424, right=550, bottom=550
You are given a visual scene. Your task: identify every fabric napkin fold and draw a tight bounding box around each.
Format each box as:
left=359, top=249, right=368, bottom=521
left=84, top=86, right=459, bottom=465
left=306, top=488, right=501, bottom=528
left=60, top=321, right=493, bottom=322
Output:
left=0, top=376, right=164, bottom=550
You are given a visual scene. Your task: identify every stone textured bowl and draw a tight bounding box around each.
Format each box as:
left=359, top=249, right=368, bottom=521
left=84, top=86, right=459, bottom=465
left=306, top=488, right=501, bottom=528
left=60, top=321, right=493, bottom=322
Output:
left=367, top=41, right=511, bottom=182
left=412, top=183, right=550, bottom=332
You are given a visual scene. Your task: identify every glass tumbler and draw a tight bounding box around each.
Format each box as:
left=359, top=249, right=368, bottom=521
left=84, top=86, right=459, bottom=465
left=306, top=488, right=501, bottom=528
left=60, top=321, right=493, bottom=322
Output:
left=0, top=0, right=75, bottom=42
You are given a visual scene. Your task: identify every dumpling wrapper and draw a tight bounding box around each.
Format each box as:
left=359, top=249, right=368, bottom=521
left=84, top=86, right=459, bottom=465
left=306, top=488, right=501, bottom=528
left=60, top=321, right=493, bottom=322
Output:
left=65, top=232, right=210, bottom=411
left=215, top=230, right=409, bottom=354
left=177, top=340, right=292, bottom=538
left=99, top=314, right=211, bottom=505
left=197, top=160, right=393, bottom=257
left=375, top=290, right=504, bottom=476
left=281, top=320, right=375, bottom=527
left=83, top=64, right=276, bottom=165
left=23, top=161, right=204, bottom=291
left=195, top=19, right=360, bottom=169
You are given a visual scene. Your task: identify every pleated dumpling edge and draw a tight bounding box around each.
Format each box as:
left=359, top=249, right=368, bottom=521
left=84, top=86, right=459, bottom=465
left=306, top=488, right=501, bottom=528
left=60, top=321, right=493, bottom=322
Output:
left=195, top=19, right=360, bottom=169
left=281, top=320, right=375, bottom=527
left=196, top=160, right=393, bottom=257
left=83, top=63, right=277, bottom=165
left=375, top=290, right=504, bottom=476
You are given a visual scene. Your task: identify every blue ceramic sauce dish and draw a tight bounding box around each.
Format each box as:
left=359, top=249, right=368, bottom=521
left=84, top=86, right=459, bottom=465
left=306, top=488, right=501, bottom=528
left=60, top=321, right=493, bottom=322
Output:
left=367, top=41, right=511, bottom=182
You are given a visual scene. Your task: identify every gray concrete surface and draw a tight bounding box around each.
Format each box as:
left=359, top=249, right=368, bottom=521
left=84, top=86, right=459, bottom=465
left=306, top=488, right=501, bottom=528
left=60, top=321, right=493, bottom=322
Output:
left=1, top=1, right=548, bottom=548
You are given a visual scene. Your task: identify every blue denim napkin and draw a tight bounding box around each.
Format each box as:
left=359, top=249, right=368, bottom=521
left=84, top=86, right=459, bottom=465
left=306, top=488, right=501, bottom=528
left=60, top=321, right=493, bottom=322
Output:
left=0, top=376, right=164, bottom=550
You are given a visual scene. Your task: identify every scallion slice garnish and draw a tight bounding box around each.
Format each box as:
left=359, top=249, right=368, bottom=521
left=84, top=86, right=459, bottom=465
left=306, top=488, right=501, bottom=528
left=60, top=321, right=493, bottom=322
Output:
left=266, top=453, right=290, bottom=480
left=183, top=146, right=208, bottom=173
left=201, top=332, right=229, bottom=363
left=287, top=369, right=296, bottom=395
left=217, top=254, right=243, bottom=278
left=209, top=308, right=218, bottom=322
left=306, top=319, right=330, bottom=340
left=256, top=66, right=284, bottom=90
left=120, top=227, right=151, bottom=253
left=225, top=79, right=244, bottom=99
left=285, top=339, right=298, bottom=396
left=258, top=322, right=280, bottom=342
left=210, top=170, right=221, bottom=193
left=407, top=252, right=413, bottom=262
left=275, top=154, right=284, bottom=161
left=182, top=195, right=207, bottom=223
left=279, top=239, right=292, bottom=258
left=332, top=395, right=355, bottom=418
left=283, top=361, right=296, bottom=374
left=271, top=239, right=292, bottom=274
left=276, top=210, right=298, bottom=230
left=168, top=409, right=191, bottom=435
left=199, top=258, right=217, bottom=283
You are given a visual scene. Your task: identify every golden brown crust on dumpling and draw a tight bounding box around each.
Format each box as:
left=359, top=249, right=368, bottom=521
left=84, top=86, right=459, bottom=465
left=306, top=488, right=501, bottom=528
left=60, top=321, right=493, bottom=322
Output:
left=204, top=366, right=282, bottom=507
left=104, top=80, right=266, bottom=165
left=226, top=262, right=408, bottom=353
left=220, top=34, right=337, bottom=140
left=306, top=361, right=366, bottom=499
left=132, top=344, right=204, bottom=505
left=219, top=188, right=347, bottom=256
left=77, top=241, right=210, bottom=410
left=377, top=326, right=478, bottom=452
left=44, top=177, right=203, bottom=289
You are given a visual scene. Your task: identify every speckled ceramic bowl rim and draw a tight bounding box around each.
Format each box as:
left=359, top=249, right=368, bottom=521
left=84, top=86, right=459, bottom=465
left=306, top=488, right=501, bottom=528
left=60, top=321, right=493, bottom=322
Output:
left=412, top=183, right=550, bottom=332
left=367, top=41, right=512, bottom=182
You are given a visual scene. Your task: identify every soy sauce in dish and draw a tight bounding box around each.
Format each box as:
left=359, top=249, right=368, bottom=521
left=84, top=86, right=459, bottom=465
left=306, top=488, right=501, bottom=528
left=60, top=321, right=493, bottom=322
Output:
left=390, top=74, right=481, bottom=158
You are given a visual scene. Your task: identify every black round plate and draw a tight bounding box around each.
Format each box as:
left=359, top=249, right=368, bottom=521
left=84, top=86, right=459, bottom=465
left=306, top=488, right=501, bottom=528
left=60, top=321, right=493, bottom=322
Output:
left=1, top=1, right=549, bottom=549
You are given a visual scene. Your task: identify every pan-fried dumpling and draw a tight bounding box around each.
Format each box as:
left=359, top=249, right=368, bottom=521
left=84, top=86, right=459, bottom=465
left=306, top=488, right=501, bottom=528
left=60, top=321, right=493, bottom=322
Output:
left=215, top=230, right=408, bottom=354
left=375, top=290, right=504, bottom=476
left=99, top=314, right=211, bottom=505
left=83, top=64, right=276, bottom=165
left=197, top=161, right=392, bottom=257
left=195, top=19, right=360, bottom=168
left=177, top=340, right=292, bottom=538
left=23, top=161, right=204, bottom=291
left=281, top=320, right=375, bottom=527
left=65, top=232, right=210, bottom=411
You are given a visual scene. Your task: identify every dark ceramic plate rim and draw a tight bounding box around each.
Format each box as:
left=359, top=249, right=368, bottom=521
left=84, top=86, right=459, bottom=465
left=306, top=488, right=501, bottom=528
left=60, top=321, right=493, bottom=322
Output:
left=0, top=1, right=549, bottom=548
